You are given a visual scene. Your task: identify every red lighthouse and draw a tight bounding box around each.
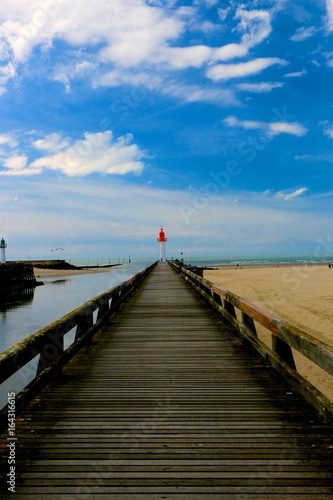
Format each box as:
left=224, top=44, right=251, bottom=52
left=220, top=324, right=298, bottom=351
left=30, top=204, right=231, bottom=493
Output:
left=157, top=228, right=167, bottom=263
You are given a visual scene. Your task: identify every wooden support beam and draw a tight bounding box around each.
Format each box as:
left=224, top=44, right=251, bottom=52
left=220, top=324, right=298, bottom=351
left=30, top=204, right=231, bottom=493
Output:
left=224, top=299, right=237, bottom=318
left=272, top=335, right=296, bottom=370
left=242, top=312, right=257, bottom=336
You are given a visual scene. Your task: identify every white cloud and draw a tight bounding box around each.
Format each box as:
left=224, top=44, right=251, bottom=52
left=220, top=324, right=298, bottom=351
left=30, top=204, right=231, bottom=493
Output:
left=1, top=154, right=41, bottom=176
left=53, top=71, right=71, bottom=93
left=53, top=60, right=100, bottom=93
left=0, top=1, right=282, bottom=99
left=0, top=133, right=18, bottom=148
left=320, top=121, right=333, bottom=139
left=225, top=116, right=264, bottom=130
left=163, top=45, right=212, bottom=69
left=30, top=131, right=146, bottom=177
left=213, top=43, right=249, bottom=61
left=74, top=61, right=98, bottom=75
left=33, top=133, right=70, bottom=152
left=269, top=122, right=308, bottom=137
left=224, top=115, right=308, bottom=137
left=97, top=3, right=182, bottom=67
left=0, top=1, right=183, bottom=68
left=237, top=82, right=284, bottom=93
left=99, top=30, right=249, bottom=72
left=326, top=0, right=333, bottom=31
left=283, top=69, right=306, bottom=78
left=235, top=8, right=272, bottom=48
left=4, top=154, right=27, bottom=170
left=0, top=1, right=293, bottom=113
left=0, top=62, right=16, bottom=86
left=275, top=188, right=308, bottom=201
left=207, top=57, right=287, bottom=81
left=158, top=8, right=274, bottom=71
left=165, top=83, right=238, bottom=106
left=97, top=69, right=239, bottom=106
left=203, top=0, right=219, bottom=7
left=161, top=43, right=248, bottom=70
left=96, top=68, right=162, bottom=90
left=290, top=26, right=316, bottom=42
left=200, top=20, right=220, bottom=34
left=0, top=130, right=147, bottom=177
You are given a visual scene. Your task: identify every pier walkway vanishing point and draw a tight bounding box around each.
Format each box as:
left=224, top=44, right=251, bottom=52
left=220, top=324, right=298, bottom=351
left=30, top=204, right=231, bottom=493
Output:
left=1, top=263, right=333, bottom=498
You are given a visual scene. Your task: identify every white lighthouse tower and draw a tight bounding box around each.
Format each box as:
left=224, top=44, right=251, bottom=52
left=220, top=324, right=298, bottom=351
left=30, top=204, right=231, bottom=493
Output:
left=157, top=228, right=167, bottom=263
left=1, top=237, right=7, bottom=264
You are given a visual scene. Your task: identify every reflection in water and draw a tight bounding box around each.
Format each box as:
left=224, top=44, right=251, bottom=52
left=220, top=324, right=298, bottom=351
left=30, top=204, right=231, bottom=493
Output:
left=0, top=262, right=154, bottom=354
left=48, top=279, right=69, bottom=285
left=0, top=287, right=36, bottom=311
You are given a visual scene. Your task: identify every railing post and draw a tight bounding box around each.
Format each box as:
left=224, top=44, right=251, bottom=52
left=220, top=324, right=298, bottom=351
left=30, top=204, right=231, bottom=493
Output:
left=272, top=335, right=296, bottom=370
left=242, top=312, right=257, bottom=336
left=97, top=296, right=109, bottom=322
left=74, top=300, right=101, bottom=346
left=224, top=299, right=236, bottom=318
left=212, top=292, right=222, bottom=306
left=37, top=330, right=64, bottom=375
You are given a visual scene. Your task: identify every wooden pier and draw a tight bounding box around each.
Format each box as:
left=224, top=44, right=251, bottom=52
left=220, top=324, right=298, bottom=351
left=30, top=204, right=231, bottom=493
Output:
left=1, top=264, right=333, bottom=498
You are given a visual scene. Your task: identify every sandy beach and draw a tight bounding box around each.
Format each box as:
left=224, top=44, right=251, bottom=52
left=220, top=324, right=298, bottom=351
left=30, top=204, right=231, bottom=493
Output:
left=204, top=264, right=333, bottom=401
left=33, top=266, right=112, bottom=278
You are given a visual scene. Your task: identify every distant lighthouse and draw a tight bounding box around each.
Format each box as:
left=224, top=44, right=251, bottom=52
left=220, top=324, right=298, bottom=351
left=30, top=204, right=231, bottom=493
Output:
left=157, top=228, right=167, bottom=263
left=1, top=237, right=7, bottom=264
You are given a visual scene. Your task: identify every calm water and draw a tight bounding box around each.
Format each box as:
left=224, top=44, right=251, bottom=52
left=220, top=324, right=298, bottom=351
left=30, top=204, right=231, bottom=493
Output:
left=0, top=261, right=154, bottom=354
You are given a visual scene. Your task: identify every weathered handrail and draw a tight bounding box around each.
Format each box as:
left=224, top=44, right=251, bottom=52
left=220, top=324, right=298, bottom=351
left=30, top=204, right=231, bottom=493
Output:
left=0, top=261, right=158, bottom=431
left=169, top=260, right=333, bottom=421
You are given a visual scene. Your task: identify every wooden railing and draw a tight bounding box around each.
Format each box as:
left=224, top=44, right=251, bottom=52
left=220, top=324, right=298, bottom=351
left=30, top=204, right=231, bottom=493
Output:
left=0, top=261, right=157, bottom=431
left=169, top=261, right=333, bottom=422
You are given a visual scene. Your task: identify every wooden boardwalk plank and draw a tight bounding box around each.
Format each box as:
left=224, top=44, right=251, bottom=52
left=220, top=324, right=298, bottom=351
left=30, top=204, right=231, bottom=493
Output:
left=1, top=264, right=333, bottom=498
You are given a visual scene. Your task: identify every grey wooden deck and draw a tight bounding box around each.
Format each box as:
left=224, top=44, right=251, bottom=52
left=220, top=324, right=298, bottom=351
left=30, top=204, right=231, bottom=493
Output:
left=1, top=263, right=333, bottom=498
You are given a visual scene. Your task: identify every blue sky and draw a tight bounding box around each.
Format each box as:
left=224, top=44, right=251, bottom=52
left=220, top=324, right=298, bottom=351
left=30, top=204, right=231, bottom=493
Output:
left=0, top=0, right=332, bottom=261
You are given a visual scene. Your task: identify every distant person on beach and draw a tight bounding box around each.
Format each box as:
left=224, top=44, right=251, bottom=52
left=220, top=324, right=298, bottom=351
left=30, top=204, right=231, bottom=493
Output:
left=329, top=262, right=332, bottom=268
